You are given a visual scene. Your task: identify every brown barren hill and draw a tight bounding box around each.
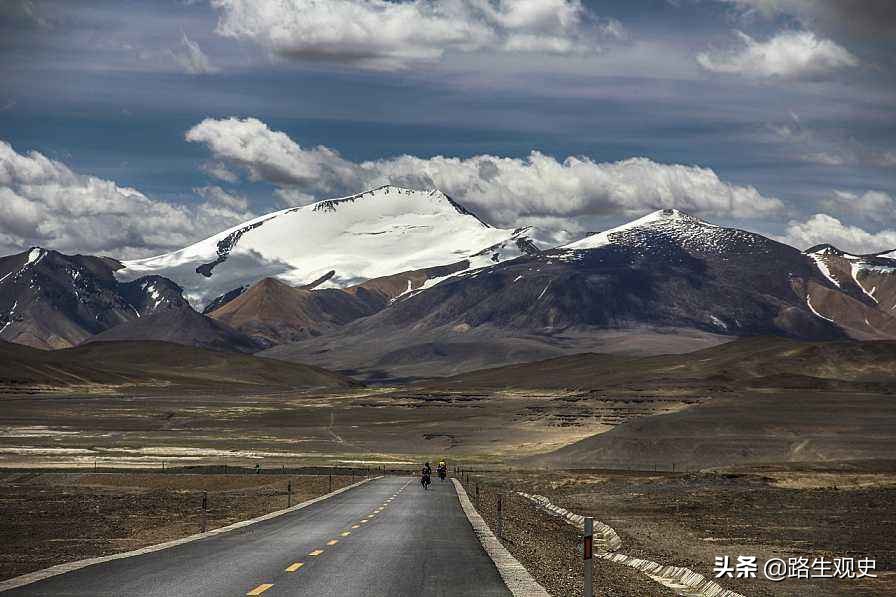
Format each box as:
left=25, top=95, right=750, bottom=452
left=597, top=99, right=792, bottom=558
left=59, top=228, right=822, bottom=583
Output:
left=0, top=339, right=353, bottom=392
left=84, top=308, right=264, bottom=354
left=429, top=336, right=896, bottom=389
left=463, top=337, right=896, bottom=469
left=208, top=277, right=375, bottom=346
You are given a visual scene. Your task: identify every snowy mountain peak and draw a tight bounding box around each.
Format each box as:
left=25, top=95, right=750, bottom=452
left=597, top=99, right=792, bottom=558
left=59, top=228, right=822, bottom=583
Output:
left=562, top=208, right=722, bottom=252
left=117, top=186, right=524, bottom=307
left=805, top=244, right=852, bottom=258
left=25, top=247, right=47, bottom=266
left=307, top=185, right=487, bottom=225
left=645, top=208, right=702, bottom=223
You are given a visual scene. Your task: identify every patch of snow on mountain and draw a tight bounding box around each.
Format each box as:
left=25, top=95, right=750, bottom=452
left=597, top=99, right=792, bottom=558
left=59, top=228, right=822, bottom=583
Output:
left=806, top=295, right=835, bottom=323
left=2, top=248, right=48, bottom=287
left=25, top=248, right=45, bottom=267
left=850, top=262, right=878, bottom=303
left=117, top=186, right=523, bottom=308
left=396, top=227, right=540, bottom=302
left=809, top=254, right=841, bottom=288
left=709, top=314, right=728, bottom=330
left=146, top=283, right=164, bottom=309
left=1, top=300, right=18, bottom=334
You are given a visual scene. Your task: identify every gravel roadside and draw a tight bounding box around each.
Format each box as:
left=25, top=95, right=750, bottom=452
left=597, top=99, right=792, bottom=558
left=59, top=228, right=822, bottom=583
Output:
left=457, top=475, right=675, bottom=596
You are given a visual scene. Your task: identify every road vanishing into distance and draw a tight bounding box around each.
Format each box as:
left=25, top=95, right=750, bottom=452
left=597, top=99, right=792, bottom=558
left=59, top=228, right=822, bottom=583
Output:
left=4, top=477, right=512, bottom=596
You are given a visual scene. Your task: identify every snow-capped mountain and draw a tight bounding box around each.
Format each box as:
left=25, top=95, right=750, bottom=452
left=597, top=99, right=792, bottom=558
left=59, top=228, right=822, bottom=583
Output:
left=3, top=203, right=894, bottom=366
left=358, top=208, right=854, bottom=335
left=0, top=247, right=189, bottom=349
left=562, top=208, right=761, bottom=255
left=117, top=185, right=535, bottom=309
left=803, top=244, right=896, bottom=339
left=266, top=209, right=894, bottom=378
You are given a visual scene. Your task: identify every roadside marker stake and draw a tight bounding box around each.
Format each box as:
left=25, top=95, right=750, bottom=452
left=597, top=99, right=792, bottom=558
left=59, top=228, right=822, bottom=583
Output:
left=496, top=494, right=503, bottom=539
left=583, top=517, right=594, bottom=597
left=309, top=550, right=324, bottom=556
left=246, top=583, right=274, bottom=595
left=200, top=491, right=208, bottom=534
left=285, top=562, right=304, bottom=573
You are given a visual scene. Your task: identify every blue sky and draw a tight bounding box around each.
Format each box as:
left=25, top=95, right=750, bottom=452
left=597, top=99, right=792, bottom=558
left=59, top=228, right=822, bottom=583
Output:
left=1, top=0, right=894, bottom=257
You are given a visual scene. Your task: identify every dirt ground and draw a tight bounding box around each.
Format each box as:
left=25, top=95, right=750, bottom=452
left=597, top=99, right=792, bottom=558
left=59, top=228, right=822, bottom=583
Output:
left=458, top=464, right=896, bottom=596
left=0, top=386, right=689, bottom=468
left=0, top=470, right=359, bottom=582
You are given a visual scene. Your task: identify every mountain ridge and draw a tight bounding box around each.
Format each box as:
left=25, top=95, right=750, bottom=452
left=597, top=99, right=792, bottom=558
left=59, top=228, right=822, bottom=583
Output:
left=262, top=208, right=896, bottom=378
left=0, top=247, right=189, bottom=349
left=2, top=198, right=896, bottom=362
left=115, top=185, right=533, bottom=309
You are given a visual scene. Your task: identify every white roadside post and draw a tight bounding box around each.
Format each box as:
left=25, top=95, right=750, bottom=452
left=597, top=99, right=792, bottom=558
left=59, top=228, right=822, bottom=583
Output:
left=584, top=517, right=594, bottom=597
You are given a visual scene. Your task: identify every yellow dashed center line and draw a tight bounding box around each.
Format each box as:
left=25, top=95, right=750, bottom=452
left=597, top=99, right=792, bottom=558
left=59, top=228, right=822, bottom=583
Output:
left=360, top=519, right=368, bottom=524
left=309, top=549, right=324, bottom=556
left=351, top=524, right=360, bottom=529
left=327, top=539, right=339, bottom=546
left=247, top=584, right=274, bottom=596
left=285, top=562, right=304, bottom=573
left=341, top=531, right=351, bottom=536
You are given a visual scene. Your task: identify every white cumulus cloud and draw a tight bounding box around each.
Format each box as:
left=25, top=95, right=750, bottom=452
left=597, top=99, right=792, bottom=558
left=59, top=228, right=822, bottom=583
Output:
left=0, top=140, right=254, bottom=258
left=820, top=190, right=895, bottom=222
left=210, top=0, right=618, bottom=70
left=783, top=213, right=896, bottom=254
left=194, top=185, right=250, bottom=210
left=186, top=116, right=785, bottom=230
left=697, top=30, right=858, bottom=79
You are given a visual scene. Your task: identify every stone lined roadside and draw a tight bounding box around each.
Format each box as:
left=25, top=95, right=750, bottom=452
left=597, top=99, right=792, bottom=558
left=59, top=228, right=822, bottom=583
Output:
left=457, top=477, right=675, bottom=596
left=518, top=492, right=744, bottom=597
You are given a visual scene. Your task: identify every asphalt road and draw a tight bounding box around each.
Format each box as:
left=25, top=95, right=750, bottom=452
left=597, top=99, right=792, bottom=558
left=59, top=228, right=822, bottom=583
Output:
left=5, top=476, right=513, bottom=596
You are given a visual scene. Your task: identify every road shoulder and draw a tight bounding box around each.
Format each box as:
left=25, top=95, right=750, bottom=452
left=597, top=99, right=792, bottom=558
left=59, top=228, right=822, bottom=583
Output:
left=452, top=478, right=550, bottom=597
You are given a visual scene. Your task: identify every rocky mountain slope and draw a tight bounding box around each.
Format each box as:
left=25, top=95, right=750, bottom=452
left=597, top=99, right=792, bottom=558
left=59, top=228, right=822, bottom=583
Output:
left=2, top=194, right=895, bottom=367
left=117, top=185, right=536, bottom=309
left=802, top=244, right=896, bottom=339
left=206, top=277, right=377, bottom=347
left=203, top=260, right=500, bottom=347
left=267, top=209, right=895, bottom=378
left=83, top=308, right=264, bottom=354
left=0, top=248, right=188, bottom=349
